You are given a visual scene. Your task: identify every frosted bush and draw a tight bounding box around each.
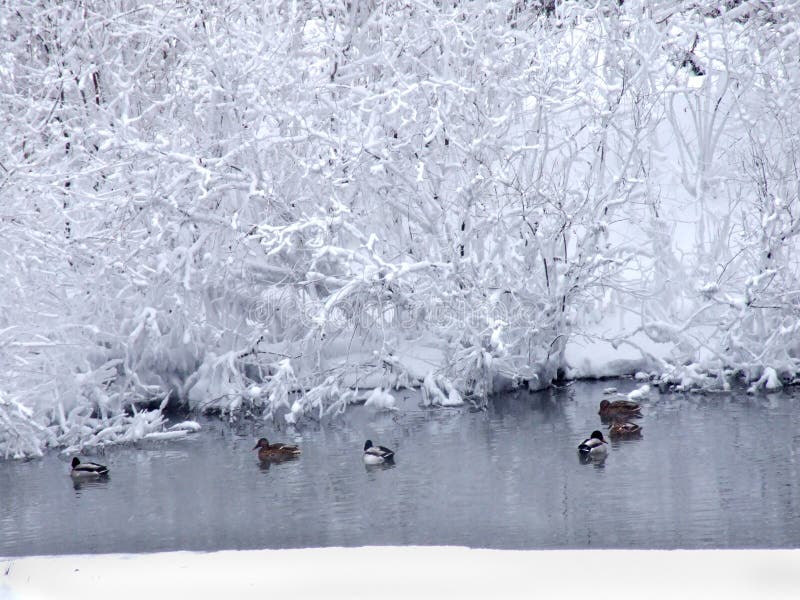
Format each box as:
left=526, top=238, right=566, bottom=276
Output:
left=2, top=1, right=800, bottom=457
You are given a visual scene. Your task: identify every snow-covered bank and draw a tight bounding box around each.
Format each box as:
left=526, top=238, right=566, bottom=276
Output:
left=3, top=1, right=800, bottom=458
left=2, top=547, right=799, bottom=600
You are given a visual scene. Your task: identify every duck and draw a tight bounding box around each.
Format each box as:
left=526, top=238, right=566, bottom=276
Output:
left=363, top=440, right=395, bottom=465
left=609, top=421, right=642, bottom=438
left=70, top=457, right=109, bottom=477
left=598, top=399, right=642, bottom=420
left=253, top=437, right=301, bottom=461
left=578, top=430, right=608, bottom=457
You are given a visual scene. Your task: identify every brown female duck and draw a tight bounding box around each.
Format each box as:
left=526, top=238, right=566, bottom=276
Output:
left=253, top=437, right=301, bottom=461
left=608, top=421, right=643, bottom=438
left=598, top=399, right=642, bottom=420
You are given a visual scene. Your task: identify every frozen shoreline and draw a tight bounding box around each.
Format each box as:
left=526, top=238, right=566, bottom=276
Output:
left=3, top=547, right=800, bottom=600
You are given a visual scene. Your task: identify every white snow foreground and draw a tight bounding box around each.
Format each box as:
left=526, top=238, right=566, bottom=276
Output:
left=2, top=547, right=798, bottom=600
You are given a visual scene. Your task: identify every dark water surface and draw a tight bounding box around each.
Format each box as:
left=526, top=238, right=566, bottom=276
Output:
left=2, top=381, right=800, bottom=556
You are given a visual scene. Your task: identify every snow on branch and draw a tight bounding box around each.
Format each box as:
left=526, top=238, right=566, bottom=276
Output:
left=2, top=0, right=800, bottom=456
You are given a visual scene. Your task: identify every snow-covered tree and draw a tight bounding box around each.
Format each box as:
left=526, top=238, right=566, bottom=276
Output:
left=2, top=0, right=800, bottom=457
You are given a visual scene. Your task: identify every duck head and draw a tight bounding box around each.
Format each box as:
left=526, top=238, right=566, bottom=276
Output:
left=590, top=430, right=607, bottom=443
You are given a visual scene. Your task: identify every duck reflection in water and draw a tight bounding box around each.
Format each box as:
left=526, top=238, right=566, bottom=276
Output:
left=578, top=452, right=606, bottom=468
left=72, top=476, right=111, bottom=492
left=364, top=459, right=397, bottom=473
left=256, top=453, right=300, bottom=473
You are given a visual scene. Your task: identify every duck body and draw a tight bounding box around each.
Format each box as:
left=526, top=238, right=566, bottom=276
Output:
left=363, top=440, right=395, bottom=464
left=70, top=457, right=109, bottom=477
left=253, top=438, right=301, bottom=461
left=599, top=399, right=642, bottom=420
left=578, top=430, right=608, bottom=457
left=609, top=421, right=643, bottom=438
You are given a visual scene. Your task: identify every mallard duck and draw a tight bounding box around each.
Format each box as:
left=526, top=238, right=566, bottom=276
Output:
left=609, top=421, right=642, bottom=438
left=578, top=430, right=608, bottom=457
left=363, top=440, right=395, bottom=464
left=70, top=457, right=109, bottom=477
left=598, top=399, right=642, bottom=420
left=253, top=437, right=301, bottom=461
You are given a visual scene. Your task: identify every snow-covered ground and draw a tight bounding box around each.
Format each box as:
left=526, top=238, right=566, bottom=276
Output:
left=3, top=547, right=800, bottom=600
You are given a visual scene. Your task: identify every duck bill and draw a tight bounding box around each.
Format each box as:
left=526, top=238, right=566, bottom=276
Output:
left=252, top=444, right=259, bottom=450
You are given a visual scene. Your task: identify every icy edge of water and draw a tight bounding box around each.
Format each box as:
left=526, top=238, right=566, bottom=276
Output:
left=2, top=332, right=793, bottom=461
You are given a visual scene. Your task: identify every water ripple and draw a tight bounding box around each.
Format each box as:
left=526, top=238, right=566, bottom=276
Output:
left=2, top=381, right=800, bottom=554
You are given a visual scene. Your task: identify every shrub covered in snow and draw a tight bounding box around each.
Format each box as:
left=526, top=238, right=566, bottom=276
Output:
left=1, top=1, right=800, bottom=456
